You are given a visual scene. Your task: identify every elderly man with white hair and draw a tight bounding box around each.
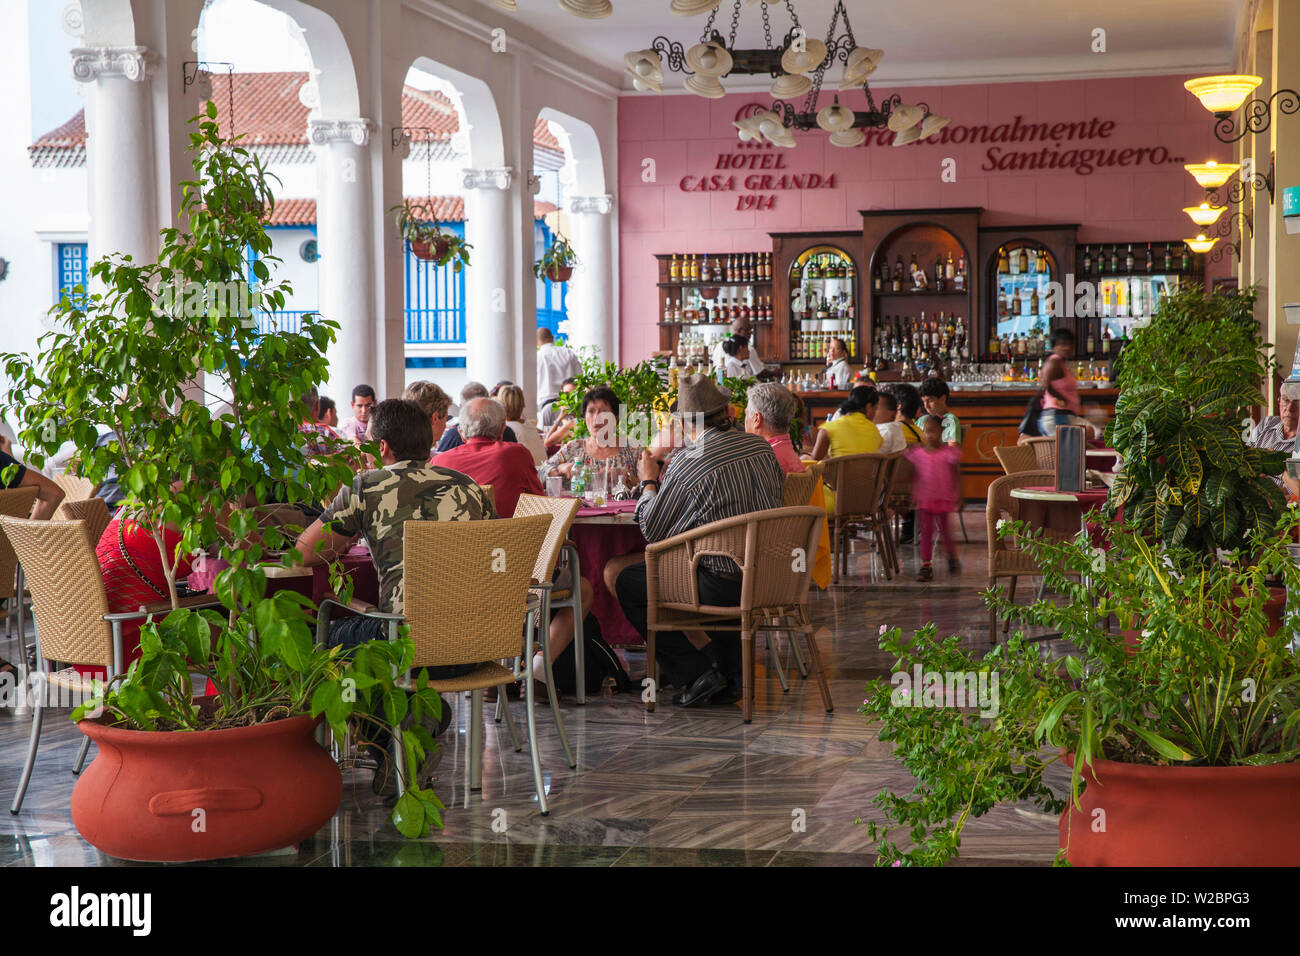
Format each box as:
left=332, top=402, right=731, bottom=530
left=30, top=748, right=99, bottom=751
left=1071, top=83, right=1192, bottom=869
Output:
left=743, top=382, right=805, bottom=474
left=431, top=396, right=543, bottom=519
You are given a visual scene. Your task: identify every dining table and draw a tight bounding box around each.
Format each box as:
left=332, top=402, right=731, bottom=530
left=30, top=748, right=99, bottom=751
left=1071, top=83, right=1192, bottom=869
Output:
left=569, top=497, right=645, bottom=646
left=1008, top=485, right=1110, bottom=537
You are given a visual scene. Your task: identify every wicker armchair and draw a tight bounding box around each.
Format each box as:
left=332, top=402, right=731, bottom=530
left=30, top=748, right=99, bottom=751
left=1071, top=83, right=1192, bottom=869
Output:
left=0, top=487, right=38, bottom=645
left=820, top=452, right=899, bottom=583
left=1025, top=436, right=1057, bottom=472
left=59, top=497, right=111, bottom=549
left=644, top=505, right=830, bottom=723
left=1, top=515, right=221, bottom=813
left=53, top=474, right=95, bottom=507
left=986, top=470, right=1057, bottom=645
left=994, top=443, right=1039, bottom=475
left=782, top=470, right=817, bottom=506
left=315, top=515, right=553, bottom=811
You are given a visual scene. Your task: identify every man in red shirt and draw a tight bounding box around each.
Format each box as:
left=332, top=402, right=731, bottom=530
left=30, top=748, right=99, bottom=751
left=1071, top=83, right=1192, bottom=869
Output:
left=432, top=397, right=542, bottom=517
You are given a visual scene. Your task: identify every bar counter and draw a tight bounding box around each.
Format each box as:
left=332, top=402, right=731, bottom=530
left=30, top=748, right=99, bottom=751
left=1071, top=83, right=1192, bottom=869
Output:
left=792, top=384, right=1119, bottom=501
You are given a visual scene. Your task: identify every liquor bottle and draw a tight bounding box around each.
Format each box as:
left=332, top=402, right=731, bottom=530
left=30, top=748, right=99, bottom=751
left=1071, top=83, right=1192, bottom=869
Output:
left=1086, top=325, right=1096, bottom=355
left=790, top=257, right=802, bottom=283
left=1030, top=287, right=1040, bottom=315
left=893, top=255, right=904, bottom=292
left=663, top=300, right=673, bottom=324
left=945, top=252, right=955, bottom=282
left=935, top=254, right=945, bottom=292
left=670, top=254, right=680, bottom=282
left=1102, top=326, right=1111, bottom=356
left=1109, top=245, right=1119, bottom=273
left=998, top=246, right=1010, bottom=274
left=954, top=256, right=966, bottom=292
left=764, top=252, right=772, bottom=280
left=1163, top=243, right=1172, bottom=272
left=1082, top=246, right=1091, bottom=273
left=846, top=258, right=856, bottom=280
left=1125, top=244, right=1134, bottom=273
left=908, top=253, right=919, bottom=286
left=673, top=298, right=682, bottom=322
left=1018, top=247, right=1029, bottom=274
left=1093, top=246, right=1102, bottom=276
left=1180, top=243, right=1190, bottom=271
left=1144, top=243, right=1153, bottom=273
left=873, top=264, right=883, bottom=293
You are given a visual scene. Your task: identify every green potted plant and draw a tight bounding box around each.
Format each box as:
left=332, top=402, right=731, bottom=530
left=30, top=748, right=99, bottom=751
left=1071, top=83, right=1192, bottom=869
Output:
left=551, top=347, right=665, bottom=443
left=534, top=236, right=578, bottom=283
left=860, top=517, right=1300, bottom=866
left=1, top=104, right=444, bottom=861
left=389, top=198, right=472, bottom=270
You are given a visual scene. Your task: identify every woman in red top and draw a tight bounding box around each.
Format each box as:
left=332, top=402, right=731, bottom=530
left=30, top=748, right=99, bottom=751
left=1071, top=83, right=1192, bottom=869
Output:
left=75, top=511, right=192, bottom=680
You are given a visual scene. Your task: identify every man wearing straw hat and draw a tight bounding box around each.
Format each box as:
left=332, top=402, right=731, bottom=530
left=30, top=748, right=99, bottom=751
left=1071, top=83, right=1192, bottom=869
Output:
left=613, top=374, right=783, bottom=707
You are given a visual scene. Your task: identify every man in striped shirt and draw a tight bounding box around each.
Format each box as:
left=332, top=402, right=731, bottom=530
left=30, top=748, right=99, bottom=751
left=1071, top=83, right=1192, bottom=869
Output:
left=614, top=374, right=783, bottom=707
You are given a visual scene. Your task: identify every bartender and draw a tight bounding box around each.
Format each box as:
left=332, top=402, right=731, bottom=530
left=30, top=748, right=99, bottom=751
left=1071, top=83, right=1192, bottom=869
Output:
left=824, top=337, right=852, bottom=389
left=712, top=317, right=769, bottom=377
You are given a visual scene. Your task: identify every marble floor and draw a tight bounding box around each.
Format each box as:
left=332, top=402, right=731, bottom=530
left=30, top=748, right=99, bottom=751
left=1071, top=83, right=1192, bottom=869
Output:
left=0, top=508, right=1071, bottom=867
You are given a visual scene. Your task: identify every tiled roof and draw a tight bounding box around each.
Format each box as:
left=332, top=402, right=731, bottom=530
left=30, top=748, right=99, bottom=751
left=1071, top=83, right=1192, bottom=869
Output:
left=264, top=196, right=555, bottom=226
left=30, top=71, right=567, bottom=164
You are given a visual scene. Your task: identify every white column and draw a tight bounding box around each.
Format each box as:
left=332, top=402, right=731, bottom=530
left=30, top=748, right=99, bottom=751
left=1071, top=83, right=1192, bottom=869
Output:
left=72, top=46, right=157, bottom=264
left=462, top=166, right=516, bottom=388
left=310, top=118, right=378, bottom=395
left=567, top=194, right=614, bottom=361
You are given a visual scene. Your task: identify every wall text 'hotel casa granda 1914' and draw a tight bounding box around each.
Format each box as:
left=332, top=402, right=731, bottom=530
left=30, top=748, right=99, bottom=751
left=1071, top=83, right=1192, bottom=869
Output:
left=678, top=106, right=1186, bottom=211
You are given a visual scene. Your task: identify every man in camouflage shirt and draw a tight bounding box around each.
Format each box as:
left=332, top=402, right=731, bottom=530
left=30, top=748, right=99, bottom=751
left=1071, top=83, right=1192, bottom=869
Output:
left=295, top=398, right=494, bottom=797
left=297, top=398, right=496, bottom=617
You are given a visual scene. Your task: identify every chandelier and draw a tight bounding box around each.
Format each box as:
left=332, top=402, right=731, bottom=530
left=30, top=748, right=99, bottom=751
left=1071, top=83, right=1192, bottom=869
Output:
left=624, top=0, right=949, bottom=149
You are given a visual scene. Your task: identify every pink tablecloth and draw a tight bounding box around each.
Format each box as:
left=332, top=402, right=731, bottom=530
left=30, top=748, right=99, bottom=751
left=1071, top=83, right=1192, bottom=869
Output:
left=570, top=499, right=645, bottom=645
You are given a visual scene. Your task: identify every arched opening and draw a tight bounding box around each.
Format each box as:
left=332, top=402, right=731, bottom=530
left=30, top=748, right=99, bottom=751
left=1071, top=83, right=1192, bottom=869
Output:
left=534, top=107, right=612, bottom=361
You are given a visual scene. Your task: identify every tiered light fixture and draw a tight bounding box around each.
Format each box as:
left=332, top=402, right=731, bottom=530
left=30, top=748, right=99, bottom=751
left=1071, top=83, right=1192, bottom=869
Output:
left=1185, top=73, right=1297, bottom=144
left=626, top=0, right=948, bottom=150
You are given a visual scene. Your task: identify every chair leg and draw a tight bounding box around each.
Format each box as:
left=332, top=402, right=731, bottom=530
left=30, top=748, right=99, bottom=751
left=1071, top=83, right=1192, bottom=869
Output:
left=1004, top=576, right=1018, bottom=634
left=788, top=622, right=810, bottom=678
left=875, top=518, right=894, bottom=581
left=741, top=620, right=755, bottom=724
left=829, top=522, right=839, bottom=584
left=571, top=597, right=586, bottom=707
left=540, top=626, right=576, bottom=770
left=796, top=607, right=834, bottom=714
left=644, top=629, right=656, bottom=713
left=764, top=631, right=790, bottom=693
left=498, top=694, right=523, bottom=753
left=523, top=665, right=549, bottom=815
left=9, top=692, right=45, bottom=814
left=72, top=735, right=92, bottom=775
left=958, top=504, right=969, bottom=543
left=469, top=689, right=484, bottom=792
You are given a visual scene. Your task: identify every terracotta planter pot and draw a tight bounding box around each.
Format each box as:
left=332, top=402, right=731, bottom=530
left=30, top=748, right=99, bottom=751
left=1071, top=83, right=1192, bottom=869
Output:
left=71, top=715, right=341, bottom=862
left=1060, top=757, right=1300, bottom=866
left=410, top=237, right=450, bottom=261
left=544, top=264, right=574, bottom=283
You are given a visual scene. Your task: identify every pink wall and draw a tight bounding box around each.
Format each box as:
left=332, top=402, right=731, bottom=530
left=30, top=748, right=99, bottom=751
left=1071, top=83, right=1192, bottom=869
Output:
left=617, top=74, right=1232, bottom=364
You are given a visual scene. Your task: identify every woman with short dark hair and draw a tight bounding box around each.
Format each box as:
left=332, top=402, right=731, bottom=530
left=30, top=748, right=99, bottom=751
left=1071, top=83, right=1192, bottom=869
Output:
left=543, top=386, right=640, bottom=489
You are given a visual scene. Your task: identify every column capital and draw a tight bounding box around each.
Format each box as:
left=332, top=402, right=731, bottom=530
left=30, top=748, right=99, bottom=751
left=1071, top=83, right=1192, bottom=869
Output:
left=569, top=194, right=614, bottom=215
left=462, top=167, right=515, bottom=191
left=307, top=118, right=376, bottom=147
left=70, top=46, right=155, bottom=83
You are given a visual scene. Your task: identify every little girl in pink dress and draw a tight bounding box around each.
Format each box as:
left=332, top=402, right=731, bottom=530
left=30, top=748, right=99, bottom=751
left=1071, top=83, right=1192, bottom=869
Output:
left=906, top=416, right=963, bottom=581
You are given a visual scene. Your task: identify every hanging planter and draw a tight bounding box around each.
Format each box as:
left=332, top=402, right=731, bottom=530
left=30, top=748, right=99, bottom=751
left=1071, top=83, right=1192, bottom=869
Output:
left=534, top=236, right=578, bottom=284
left=389, top=199, right=472, bottom=271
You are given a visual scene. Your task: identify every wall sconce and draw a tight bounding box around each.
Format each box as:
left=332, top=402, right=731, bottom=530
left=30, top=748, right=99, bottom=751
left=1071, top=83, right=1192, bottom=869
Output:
left=1183, top=202, right=1228, bottom=227
left=1184, top=233, right=1219, bottom=254
left=1186, top=74, right=1300, bottom=144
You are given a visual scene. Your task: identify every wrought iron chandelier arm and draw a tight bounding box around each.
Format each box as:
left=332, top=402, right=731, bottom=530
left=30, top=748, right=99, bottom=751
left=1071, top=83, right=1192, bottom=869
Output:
left=1214, top=88, right=1300, bottom=143
left=1213, top=209, right=1253, bottom=239
left=651, top=36, right=694, bottom=75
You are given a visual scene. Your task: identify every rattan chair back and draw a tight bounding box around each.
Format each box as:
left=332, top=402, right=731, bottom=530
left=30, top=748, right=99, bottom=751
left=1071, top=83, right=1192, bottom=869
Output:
left=782, top=469, right=817, bottom=506
left=54, top=474, right=95, bottom=503
left=821, top=452, right=890, bottom=517
left=401, top=514, right=550, bottom=668
left=0, top=487, right=40, bottom=603
left=512, top=493, right=580, bottom=582
left=994, top=443, right=1039, bottom=475
left=0, top=516, right=113, bottom=667
left=1025, top=436, right=1057, bottom=472
left=59, top=497, right=111, bottom=548
left=986, top=471, right=1055, bottom=571
left=647, top=506, right=824, bottom=613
